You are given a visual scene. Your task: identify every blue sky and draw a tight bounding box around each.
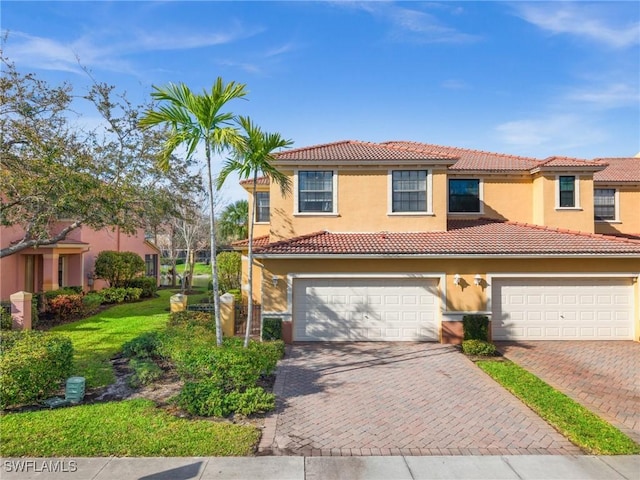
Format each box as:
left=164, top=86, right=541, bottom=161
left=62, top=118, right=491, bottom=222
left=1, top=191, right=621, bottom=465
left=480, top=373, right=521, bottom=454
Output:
left=2, top=1, right=639, bottom=202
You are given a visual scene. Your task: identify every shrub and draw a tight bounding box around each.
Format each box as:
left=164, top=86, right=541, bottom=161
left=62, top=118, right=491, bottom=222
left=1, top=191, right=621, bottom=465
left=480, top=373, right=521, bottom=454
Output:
left=0, top=331, right=74, bottom=408
left=44, top=287, right=83, bottom=301
left=99, top=287, right=142, bottom=304
left=122, top=331, right=164, bottom=359
left=216, top=251, right=241, bottom=292
left=125, top=277, right=158, bottom=298
left=128, top=358, right=163, bottom=388
left=47, top=294, right=85, bottom=321
left=94, top=251, right=145, bottom=288
left=462, top=339, right=497, bottom=356
left=177, top=381, right=274, bottom=417
left=463, top=314, right=490, bottom=341
left=82, top=293, right=103, bottom=316
left=0, top=303, right=12, bottom=330
left=262, top=318, right=282, bottom=341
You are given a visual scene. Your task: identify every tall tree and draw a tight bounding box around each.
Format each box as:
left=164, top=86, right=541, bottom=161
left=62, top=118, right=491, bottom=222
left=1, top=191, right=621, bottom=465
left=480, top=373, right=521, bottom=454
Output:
left=218, top=199, right=248, bottom=245
left=0, top=53, right=170, bottom=258
left=218, top=116, right=292, bottom=347
left=139, top=80, right=248, bottom=346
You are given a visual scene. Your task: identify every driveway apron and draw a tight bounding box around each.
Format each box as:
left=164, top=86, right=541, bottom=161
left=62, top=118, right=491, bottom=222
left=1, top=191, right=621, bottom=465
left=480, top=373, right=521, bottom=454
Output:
left=259, top=343, right=580, bottom=456
left=498, top=341, right=640, bottom=445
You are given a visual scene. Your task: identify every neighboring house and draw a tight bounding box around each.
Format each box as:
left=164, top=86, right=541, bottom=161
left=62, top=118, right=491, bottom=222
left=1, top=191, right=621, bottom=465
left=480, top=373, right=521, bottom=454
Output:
left=235, top=140, right=640, bottom=344
left=0, top=224, right=160, bottom=299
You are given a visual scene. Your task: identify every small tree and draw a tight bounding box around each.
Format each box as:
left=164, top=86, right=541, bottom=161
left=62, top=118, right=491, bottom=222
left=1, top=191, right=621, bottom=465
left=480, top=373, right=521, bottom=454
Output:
left=94, top=251, right=145, bottom=287
left=217, top=251, right=241, bottom=292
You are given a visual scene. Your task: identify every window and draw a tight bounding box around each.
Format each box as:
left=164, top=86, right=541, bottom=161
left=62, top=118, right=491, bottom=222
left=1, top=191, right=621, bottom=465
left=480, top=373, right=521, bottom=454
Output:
left=559, top=176, right=576, bottom=208
left=58, top=256, right=65, bottom=287
left=449, top=179, right=481, bottom=213
left=255, top=192, right=270, bottom=222
left=145, top=254, right=158, bottom=278
left=298, top=171, right=334, bottom=213
left=391, top=170, right=428, bottom=212
left=594, top=188, right=616, bottom=221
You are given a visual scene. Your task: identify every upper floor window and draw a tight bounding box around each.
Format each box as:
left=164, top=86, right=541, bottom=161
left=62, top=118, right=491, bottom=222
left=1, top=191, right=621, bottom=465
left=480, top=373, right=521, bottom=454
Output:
left=297, top=171, right=335, bottom=213
left=449, top=179, right=481, bottom=213
left=594, top=188, right=616, bottom=221
left=559, top=176, right=576, bottom=208
left=391, top=170, right=428, bottom=212
left=255, top=192, right=270, bottom=223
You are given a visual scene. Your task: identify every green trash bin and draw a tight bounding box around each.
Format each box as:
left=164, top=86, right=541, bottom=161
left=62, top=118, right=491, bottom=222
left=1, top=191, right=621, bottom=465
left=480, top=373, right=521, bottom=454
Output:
left=65, top=376, right=86, bottom=403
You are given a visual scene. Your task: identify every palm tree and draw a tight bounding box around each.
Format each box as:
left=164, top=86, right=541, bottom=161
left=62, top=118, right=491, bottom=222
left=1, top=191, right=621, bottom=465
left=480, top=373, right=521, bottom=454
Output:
left=218, top=116, right=292, bottom=347
left=218, top=199, right=248, bottom=244
left=139, top=79, right=247, bottom=346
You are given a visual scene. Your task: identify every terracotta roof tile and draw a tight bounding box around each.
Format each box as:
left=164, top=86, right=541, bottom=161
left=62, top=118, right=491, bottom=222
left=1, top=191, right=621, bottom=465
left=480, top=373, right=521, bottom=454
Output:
left=593, top=158, right=640, bottom=182
left=254, top=220, right=640, bottom=256
left=231, top=235, right=270, bottom=249
left=382, top=141, right=541, bottom=171
left=239, top=176, right=270, bottom=186
left=536, top=156, right=606, bottom=171
left=274, top=140, right=458, bottom=162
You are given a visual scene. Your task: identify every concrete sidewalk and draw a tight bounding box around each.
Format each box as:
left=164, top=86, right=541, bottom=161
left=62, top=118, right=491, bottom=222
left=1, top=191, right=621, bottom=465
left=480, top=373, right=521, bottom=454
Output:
left=1, top=455, right=638, bottom=480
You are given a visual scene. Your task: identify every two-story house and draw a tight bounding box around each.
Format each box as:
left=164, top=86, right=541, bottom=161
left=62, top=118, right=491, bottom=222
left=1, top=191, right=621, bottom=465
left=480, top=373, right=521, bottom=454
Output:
left=236, top=140, right=640, bottom=344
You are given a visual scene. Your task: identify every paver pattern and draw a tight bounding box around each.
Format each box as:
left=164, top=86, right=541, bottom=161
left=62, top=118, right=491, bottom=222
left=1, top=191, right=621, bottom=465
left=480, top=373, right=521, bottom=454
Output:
left=498, top=341, right=640, bottom=445
left=259, top=343, right=580, bottom=456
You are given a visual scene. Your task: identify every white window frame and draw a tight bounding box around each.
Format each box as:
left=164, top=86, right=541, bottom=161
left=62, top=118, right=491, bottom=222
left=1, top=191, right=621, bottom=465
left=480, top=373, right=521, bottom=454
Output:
left=254, top=191, right=270, bottom=224
left=387, top=169, right=433, bottom=215
left=294, top=169, right=338, bottom=216
left=555, top=175, right=581, bottom=210
left=447, top=178, right=484, bottom=215
left=594, top=187, right=620, bottom=223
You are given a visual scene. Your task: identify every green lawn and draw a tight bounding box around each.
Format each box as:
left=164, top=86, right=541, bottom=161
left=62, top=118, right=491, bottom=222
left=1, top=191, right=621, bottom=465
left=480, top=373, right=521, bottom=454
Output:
left=477, top=360, right=640, bottom=455
left=51, top=289, right=208, bottom=388
left=0, top=399, right=259, bottom=456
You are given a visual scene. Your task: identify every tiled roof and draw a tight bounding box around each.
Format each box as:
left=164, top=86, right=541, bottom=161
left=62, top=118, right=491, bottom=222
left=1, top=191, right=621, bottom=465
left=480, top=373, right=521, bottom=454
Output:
left=254, top=220, right=640, bottom=256
left=536, top=156, right=606, bottom=171
left=239, top=176, right=270, bottom=186
left=381, top=141, right=541, bottom=171
left=231, top=235, right=270, bottom=249
left=274, top=140, right=458, bottom=162
left=593, top=158, right=640, bottom=182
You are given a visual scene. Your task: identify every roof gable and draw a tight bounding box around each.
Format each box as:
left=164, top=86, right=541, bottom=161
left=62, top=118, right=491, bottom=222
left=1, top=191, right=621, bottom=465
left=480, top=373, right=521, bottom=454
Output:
left=593, top=158, right=640, bottom=182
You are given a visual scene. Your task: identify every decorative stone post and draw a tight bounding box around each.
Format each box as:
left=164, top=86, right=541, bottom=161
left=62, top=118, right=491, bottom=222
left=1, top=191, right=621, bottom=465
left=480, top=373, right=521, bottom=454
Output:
left=10, top=291, right=32, bottom=330
left=219, top=292, right=235, bottom=338
left=169, top=294, right=187, bottom=313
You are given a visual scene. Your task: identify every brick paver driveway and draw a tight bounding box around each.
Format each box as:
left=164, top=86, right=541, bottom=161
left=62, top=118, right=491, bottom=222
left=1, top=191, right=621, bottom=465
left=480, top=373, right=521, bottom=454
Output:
left=498, top=341, right=640, bottom=445
left=259, top=343, right=580, bottom=456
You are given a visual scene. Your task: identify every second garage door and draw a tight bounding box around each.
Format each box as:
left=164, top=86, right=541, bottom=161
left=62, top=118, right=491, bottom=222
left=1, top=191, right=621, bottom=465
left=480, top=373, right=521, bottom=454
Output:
left=492, top=277, right=634, bottom=340
left=293, top=277, right=439, bottom=341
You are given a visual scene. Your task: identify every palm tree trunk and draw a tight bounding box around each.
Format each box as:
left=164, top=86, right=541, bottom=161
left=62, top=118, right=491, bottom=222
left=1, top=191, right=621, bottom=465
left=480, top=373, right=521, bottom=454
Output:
left=244, top=171, right=258, bottom=348
left=206, top=143, right=222, bottom=346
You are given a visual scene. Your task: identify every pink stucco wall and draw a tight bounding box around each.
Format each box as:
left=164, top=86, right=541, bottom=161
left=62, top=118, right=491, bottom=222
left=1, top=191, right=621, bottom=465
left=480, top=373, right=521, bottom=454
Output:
left=0, top=224, right=160, bottom=300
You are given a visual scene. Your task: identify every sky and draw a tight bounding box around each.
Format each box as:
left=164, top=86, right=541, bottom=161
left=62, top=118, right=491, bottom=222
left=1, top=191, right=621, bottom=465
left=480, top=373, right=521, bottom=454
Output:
left=2, top=1, right=639, bottom=203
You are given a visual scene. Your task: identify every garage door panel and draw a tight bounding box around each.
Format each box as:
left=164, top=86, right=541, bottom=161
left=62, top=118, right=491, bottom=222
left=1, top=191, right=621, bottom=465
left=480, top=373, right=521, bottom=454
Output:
left=493, top=278, right=633, bottom=341
left=294, top=278, right=439, bottom=341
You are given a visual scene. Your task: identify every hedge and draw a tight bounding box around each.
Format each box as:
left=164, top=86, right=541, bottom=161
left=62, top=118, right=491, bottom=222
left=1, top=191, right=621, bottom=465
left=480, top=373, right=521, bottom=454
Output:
left=0, top=331, right=74, bottom=409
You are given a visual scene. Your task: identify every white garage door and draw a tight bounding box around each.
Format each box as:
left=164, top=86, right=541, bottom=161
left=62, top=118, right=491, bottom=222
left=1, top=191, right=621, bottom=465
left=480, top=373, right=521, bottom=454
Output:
left=492, top=278, right=634, bottom=340
left=293, top=278, right=439, bottom=341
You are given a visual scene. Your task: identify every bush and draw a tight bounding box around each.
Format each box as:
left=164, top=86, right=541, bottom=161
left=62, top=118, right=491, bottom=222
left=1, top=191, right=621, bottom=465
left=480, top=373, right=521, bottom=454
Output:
left=177, top=381, right=274, bottom=417
left=262, top=318, right=282, bottom=341
left=216, top=252, right=241, bottom=292
left=463, top=314, right=490, bottom=341
left=99, top=287, right=142, bottom=304
left=94, top=251, right=145, bottom=288
left=0, top=331, right=74, bottom=409
left=0, top=303, right=12, bottom=330
left=462, top=339, right=497, bottom=356
left=82, top=293, right=103, bottom=317
left=128, top=358, right=163, bottom=388
left=122, top=331, right=164, bottom=359
left=47, top=294, right=85, bottom=321
left=125, top=277, right=158, bottom=298
left=44, top=287, right=83, bottom=301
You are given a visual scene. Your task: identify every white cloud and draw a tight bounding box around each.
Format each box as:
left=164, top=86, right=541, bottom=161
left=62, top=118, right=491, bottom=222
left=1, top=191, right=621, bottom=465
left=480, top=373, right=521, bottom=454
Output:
left=512, top=3, right=640, bottom=48
left=567, top=83, right=640, bottom=109
left=441, top=79, right=468, bottom=90
left=495, top=114, right=607, bottom=153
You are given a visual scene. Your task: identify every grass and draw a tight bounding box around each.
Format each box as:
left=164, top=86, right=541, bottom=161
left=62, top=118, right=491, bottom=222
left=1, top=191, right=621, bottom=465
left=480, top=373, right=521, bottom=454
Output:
left=51, top=289, right=209, bottom=388
left=0, top=399, right=259, bottom=457
left=477, top=360, right=640, bottom=455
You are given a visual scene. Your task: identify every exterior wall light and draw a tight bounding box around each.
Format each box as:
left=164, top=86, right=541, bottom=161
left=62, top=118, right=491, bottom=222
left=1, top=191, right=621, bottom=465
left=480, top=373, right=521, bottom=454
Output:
left=453, top=274, right=461, bottom=286
left=474, top=274, right=482, bottom=286
left=271, top=275, right=279, bottom=287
